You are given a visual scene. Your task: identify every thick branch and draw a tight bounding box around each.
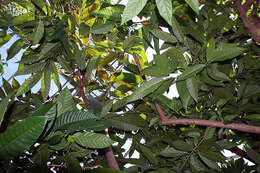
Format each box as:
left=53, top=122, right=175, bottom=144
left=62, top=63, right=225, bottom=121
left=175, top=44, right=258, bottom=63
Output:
left=162, top=118, right=260, bottom=134
left=105, top=146, right=120, bottom=170
left=229, top=147, right=256, bottom=163
left=235, top=0, right=260, bottom=43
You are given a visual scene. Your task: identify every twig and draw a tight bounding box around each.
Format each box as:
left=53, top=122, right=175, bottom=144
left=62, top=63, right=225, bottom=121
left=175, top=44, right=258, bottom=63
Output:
left=132, top=53, right=146, bottom=81
left=180, top=128, right=210, bottom=170
left=77, top=70, right=91, bottom=109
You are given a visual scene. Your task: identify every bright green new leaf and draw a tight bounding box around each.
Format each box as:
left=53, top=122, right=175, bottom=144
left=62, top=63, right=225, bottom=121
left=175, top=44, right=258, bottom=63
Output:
left=178, top=64, right=205, bottom=81
left=0, top=91, right=15, bottom=127
left=16, top=73, right=42, bottom=96
left=121, top=0, right=148, bottom=24
left=33, top=20, right=44, bottom=45
left=185, top=0, right=199, bottom=15
left=156, top=0, right=172, bottom=26
left=0, top=116, right=47, bottom=158
left=72, top=132, right=114, bottom=149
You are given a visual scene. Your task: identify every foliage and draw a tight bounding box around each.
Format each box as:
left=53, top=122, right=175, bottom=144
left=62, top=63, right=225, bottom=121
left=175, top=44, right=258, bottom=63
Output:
left=0, top=0, right=260, bottom=172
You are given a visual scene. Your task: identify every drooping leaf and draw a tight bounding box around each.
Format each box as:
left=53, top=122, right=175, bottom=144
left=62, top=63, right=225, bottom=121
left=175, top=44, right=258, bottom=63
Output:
left=41, top=67, right=51, bottom=101
left=172, top=16, right=185, bottom=43
left=190, top=155, right=208, bottom=172
left=186, top=76, right=198, bottom=102
left=121, top=0, right=148, bottom=24
left=137, top=145, right=158, bottom=164
left=177, top=64, right=205, bottom=81
left=91, top=22, right=114, bottom=34
left=0, top=91, right=15, bottom=127
left=155, top=0, right=172, bottom=26
left=172, top=140, right=194, bottom=152
left=33, top=20, right=44, bottom=45
left=176, top=80, right=192, bottom=110
left=100, top=100, right=113, bottom=118
left=199, top=153, right=221, bottom=170
left=50, top=61, right=60, bottom=88
left=16, top=72, right=42, bottom=96
left=0, top=116, right=47, bottom=158
left=185, top=0, right=199, bottom=15
left=7, top=39, right=24, bottom=61
left=72, top=132, right=114, bottom=149
left=2, top=78, right=12, bottom=95
left=86, top=55, right=100, bottom=84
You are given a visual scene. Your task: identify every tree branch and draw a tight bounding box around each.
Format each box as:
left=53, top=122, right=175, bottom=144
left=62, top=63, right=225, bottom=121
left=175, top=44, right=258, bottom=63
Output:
left=235, top=0, right=260, bottom=43
left=162, top=118, right=260, bottom=134
left=105, top=146, right=120, bottom=169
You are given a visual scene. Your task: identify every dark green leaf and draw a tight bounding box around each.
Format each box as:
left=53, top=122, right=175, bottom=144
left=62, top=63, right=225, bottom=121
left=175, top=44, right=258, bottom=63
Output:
left=33, top=20, right=44, bottom=45
left=159, top=147, right=188, bottom=157
left=150, top=29, right=177, bottom=43
left=178, top=64, right=205, bottom=81
left=16, top=73, right=42, bottom=96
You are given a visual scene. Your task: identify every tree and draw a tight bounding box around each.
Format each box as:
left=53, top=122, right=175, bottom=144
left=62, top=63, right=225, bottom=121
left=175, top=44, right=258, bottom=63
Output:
left=0, top=0, right=259, bottom=172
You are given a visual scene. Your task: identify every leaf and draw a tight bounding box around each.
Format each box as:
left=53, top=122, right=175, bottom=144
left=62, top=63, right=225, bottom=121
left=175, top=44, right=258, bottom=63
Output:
left=245, top=114, right=260, bottom=120
left=50, top=61, right=60, bottom=87
left=207, top=64, right=230, bottom=81
left=56, top=88, right=77, bottom=116
left=53, top=111, right=98, bottom=131
left=31, top=0, right=47, bottom=15
left=123, top=35, right=136, bottom=49
left=190, top=155, right=208, bottom=172
left=177, top=64, right=205, bottom=81
left=137, top=145, right=158, bottom=164
left=86, top=55, right=100, bottom=84
left=207, top=43, right=246, bottom=62
left=41, top=67, right=51, bottom=101
left=16, top=73, right=42, bottom=96
left=0, top=116, right=47, bottom=158
left=0, top=91, right=15, bottom=127
left=150, top=29, right=177, bottom=43
left=172, top=140, right=194, bottom=152
left=176, top=80, right=192, bottom=110
left=128, top=77, right=164, bottom=103
left=199, top=151, right=226, bottom=163
left=199, top=153, right=221, bottom=170
left=185, top=0, right=199, bottom=15
left=33, top=20, right=44, bottom=45
left=186, top=76, right=198, bottom=102
left=100, top=100, right=113, bottom=118
left=39, top=43, right=60, bottom=59
left=91, top=22, right=114, bottom=34
left=159, top=147, right=188, bottom=157
left=156, top=0, right=172, bottom=26
left=65, top=154, right=82, bottom=172
left=7, top=39, right=24, bottom=61
left=87, top=168, right=124, bottom=173
left=65, top=120, right=112, bottom=134
left=121, top=0, right=148, bottom=24
left=172, top=16, right=184, bottom=42
left=72, top=132, right=114, bottom=149
left=2, top=78, right=12, bottom=94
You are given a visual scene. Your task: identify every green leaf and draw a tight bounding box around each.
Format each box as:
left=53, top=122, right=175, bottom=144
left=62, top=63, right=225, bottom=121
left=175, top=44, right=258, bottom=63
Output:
left=41, top=67, right=51, bottom=101
left=16, top=62, right=46, bottom=76
left=7, top=39, right=24, bottom=61
left=199, top=153, right=221, bottom=170
left=56, top=88, right=77, bottom=116
left=176, top=80, right=192, bottom=110
left=121, top=0, right=148, bottom=24
left=172, top=140, right=194, bottom=152
left=53, top=111, right=98, bottom=131
left=72, top=132, right=114, bottom=149
left=65, top=153, right=82, bottom=172
left=207, top=43, right=246, bottom=62
left=207, top=64, right=230, bottom=81
left=100, top=100, right=113, bottom=118
left=172, top=16, right=184, bottom=42
left=91, top=22, right=114, bottom=34
left=245, top=114, right=260, bottom=120
left=39, top=43, right=60, bottom=59
left=178, top=64, right=205, bottom=81
left=65, top=120, right=112, bottom=134
left=137, top=145, right=158, bottom=164
left=156, top=0, right=172, bottom=26
left=33, top=20, right=44, bottom=45
left=108, top=119, right=140, bottom=131
left=16, top=73, right=42, bottom=96
left=159, top=147, right=188, bottom=157
left=127, top=77, right=164, bottom=103
left=190, top=155, right=208, bottom=172
left=199, top=151, right=226, bottom=163
left=0, top=116, right=47, bottom=158
left=150, top=29, right=177, bottom=43
left=185, top=0, right=199, bottom=15
left=123, top=35, right=136, bottom=49
left=50, top=61, right=60, bottom=87
left=0, top=91, right=15, bottom=127
left=86, top=55, right=100, bottom=84
left=12, top=12, right=35, bottom=25
left=87, top=168, right=124, bottom=173
left=2, top=78, right=12, bottom=94
left=186, top=76, right=198, bottom=102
